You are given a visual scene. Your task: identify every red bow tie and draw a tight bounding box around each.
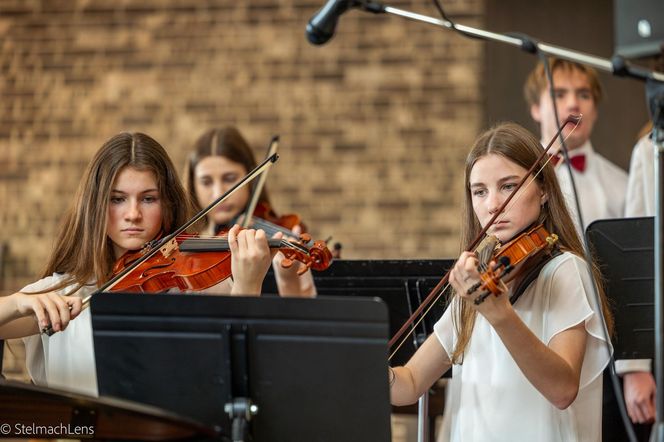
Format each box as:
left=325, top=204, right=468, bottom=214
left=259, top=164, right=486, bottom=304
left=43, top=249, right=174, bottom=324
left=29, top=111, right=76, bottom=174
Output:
left=549, top=153, right=586, bottom=172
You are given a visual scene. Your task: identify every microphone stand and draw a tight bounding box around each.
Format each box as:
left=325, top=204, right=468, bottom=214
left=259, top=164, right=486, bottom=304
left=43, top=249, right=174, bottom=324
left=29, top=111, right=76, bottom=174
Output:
left=346, top=0, right=664, bottom=439
left=652, top=84, right=664, bottom=439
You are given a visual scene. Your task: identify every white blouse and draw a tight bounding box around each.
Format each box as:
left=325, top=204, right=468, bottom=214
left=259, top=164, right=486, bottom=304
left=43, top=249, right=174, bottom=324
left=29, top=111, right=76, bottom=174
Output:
left=434, top=252, right=612, bottom=442
left=625, top=135, right=655, bottom=217
left=21, top=274, right=99, bottom=397
left=552, top=141, right=628, bottom=238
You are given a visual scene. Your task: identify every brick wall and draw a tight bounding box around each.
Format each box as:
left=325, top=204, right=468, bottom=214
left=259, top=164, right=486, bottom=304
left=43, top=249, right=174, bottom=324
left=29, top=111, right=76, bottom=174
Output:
left=0, top=4, right=484, bottom=439
left=0, top=0, right=484, bottom=292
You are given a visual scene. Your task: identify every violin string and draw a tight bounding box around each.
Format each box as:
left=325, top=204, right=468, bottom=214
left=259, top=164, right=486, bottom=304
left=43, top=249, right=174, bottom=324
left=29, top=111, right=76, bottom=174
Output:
left=251, top=218, right=296, bottom=236
left=389, top=281, right=452, bottom=360
left=181, top=236, right=310, bottom=256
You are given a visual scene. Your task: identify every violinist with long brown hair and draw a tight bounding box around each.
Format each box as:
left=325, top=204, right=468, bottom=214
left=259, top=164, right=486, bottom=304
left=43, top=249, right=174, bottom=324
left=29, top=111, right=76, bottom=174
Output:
left=9, top=132, right=274, bottom=396
left=183, top=126, right=316, bottom=298
left=390, top=123, right=614, bottom=441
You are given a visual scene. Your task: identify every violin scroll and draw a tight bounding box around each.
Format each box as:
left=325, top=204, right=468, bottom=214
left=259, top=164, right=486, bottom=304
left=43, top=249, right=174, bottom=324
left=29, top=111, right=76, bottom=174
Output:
left=280, top=239, right=333, bottom=275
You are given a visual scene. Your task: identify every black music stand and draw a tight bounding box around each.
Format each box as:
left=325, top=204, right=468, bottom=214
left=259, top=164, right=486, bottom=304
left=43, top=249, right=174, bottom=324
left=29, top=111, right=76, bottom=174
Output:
left=263, top=259, right=454, bottom=365
left=263, top=259, right=455, bottom=440
left=586, top=217, right=656, bottom=442
left=586, top=217, right=654, bottom=360
left=92, top=294, right=392, bottom=442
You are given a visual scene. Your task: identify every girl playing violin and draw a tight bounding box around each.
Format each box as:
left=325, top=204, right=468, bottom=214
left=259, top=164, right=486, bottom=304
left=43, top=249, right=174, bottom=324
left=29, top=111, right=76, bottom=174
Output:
left=184, top=126, right=316, bottom=297
left=390, top=123, right=613, bottom=441
left=12, top=132, right=273, bottom=396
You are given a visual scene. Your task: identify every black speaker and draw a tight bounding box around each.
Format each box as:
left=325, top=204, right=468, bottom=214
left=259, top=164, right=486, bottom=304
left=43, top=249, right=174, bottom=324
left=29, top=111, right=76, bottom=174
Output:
left=614, top=0, right=664, bottom=58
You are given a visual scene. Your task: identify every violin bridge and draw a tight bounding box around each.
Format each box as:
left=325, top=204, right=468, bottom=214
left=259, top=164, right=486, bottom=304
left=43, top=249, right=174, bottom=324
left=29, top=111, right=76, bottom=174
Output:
left=160, top=238, right=179, bottom=258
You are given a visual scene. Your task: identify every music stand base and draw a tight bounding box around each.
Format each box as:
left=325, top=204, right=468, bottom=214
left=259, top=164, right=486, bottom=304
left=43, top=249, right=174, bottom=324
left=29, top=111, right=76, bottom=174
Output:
left=225, top=397, right=257, bottom=442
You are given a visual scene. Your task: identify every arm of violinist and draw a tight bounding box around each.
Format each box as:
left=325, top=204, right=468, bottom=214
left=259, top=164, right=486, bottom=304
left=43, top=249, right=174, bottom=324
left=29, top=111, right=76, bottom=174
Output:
left=624, top=371, right=656, bottom=424
left=0, top=291, right=82, bottom=339
left=391, top=334, right=451, bottom=406
left=450, top=252, right=586, bottom=410
left=490, top=309, right=586, bottom=410
left=271, top=226, right=317, bottom=298
left=228, top=225, right=272, bottom=296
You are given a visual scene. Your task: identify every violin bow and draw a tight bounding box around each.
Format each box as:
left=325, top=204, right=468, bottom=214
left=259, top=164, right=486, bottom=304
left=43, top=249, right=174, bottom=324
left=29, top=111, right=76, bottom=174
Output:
left=241, top=135, right=280, bottom=228
left=42, top=153, right=280, bottom=336
left=387, top=115, right=581, bottom=359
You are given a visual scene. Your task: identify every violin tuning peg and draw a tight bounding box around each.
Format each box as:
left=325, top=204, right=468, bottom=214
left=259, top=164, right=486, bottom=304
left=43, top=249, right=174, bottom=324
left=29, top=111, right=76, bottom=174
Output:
left=299, top=233, right=311, bottom=243
left=281, top=258, right=294, bottom=269
left=297, top=261, right=312, bottom=276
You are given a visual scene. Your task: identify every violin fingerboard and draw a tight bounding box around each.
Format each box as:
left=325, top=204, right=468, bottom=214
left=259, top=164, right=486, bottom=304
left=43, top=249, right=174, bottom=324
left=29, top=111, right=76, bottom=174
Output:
left=475, top=235, right=499, bottom=269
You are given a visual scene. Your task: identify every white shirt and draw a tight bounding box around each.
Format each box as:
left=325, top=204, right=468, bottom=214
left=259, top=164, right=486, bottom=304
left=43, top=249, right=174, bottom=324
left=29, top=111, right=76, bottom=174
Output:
left=552, top=141, right=628, bottom=238
left=625, top=135, right=655, bottom=217
left=622, top=134, right=656, bottom=373
left=22, top=274, right=99, bottom=397
left=434, top=252, right=612, bottom=442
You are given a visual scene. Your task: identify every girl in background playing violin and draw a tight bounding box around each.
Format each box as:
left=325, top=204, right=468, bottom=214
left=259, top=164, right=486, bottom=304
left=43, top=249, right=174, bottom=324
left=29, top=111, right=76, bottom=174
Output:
left=13, top=132, right=272, bottom=396
left=390, top=123, right=613, bottom=441
left=184, top=126, right=316, bottom=297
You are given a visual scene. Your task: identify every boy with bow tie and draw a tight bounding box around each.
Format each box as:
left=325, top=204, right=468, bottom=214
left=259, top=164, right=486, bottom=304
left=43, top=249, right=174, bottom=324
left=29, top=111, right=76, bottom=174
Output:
left=524, top=58, right=628, bottom=237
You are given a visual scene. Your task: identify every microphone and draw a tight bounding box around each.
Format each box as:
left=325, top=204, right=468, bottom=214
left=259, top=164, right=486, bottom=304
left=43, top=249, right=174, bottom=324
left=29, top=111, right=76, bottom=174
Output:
left=306, top=0, right=353, bottom=45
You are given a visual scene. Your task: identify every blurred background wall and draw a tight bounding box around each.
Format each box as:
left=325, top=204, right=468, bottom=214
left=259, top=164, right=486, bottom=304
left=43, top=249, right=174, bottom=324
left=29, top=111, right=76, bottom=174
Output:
left=0, top=0, right=648, bottom=294
left=0, top=0, right=485, bottom=294
left=0, top=0, right=654, bottom=438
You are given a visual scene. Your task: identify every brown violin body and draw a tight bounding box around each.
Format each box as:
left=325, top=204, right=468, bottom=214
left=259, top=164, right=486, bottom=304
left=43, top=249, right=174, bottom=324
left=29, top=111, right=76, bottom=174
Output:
left=252, top=201, right=304, bottom=232
left=110, top=233, right=333, bottom=293
left=474, top=224, right=559, bottom=301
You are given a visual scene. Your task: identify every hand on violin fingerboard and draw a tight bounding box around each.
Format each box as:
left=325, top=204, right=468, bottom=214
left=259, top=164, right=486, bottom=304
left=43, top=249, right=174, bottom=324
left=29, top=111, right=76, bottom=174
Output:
left=449, top=251, right=511, bottom=324
left=228, top=225, right=272, bottom=296
left=270, top=230, right=317, bottom=298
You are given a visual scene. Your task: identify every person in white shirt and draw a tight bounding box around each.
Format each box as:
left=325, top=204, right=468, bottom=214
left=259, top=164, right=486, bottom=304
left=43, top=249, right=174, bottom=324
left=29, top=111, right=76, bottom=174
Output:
left=623, top=129, right=659, bottom=430
left=526, top=58, right=650, bottom=437
left=12, top=132, right=276, bottom=397
left=626, top=131, right=656, bottom=218
left=524, top=58, right=628, bottom=237
left=623, top=51, right=664, bottom=428
left=391, top=122, right=613, bottom=442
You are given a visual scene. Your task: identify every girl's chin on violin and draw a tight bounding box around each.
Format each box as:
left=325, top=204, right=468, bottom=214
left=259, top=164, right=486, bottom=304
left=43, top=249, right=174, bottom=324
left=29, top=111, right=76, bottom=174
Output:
left=110, top=232, right=157, bottom=259
left=488, top=220, right=517, bottom=242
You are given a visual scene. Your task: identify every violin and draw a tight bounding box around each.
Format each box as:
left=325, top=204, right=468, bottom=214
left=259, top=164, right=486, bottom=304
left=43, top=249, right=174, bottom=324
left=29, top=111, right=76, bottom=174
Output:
left=41, top=151, right=284, bottom=336
left=217, top=202, right=306, bottom=239
left=110, top=233, right=333, bottom=293
left=252, top=201, right=305, bottom=232
left=387, top=115, right=581, bottom=356
left=217, top=201, right=343, bottom=259
left=468, top=224, right=559, bottom=305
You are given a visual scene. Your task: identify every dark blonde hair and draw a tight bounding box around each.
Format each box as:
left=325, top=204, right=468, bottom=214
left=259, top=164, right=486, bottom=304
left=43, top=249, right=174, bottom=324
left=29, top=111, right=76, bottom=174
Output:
left=41, top=132, right=193, bottom=292
left=451, top=122, right=614, bottom=363
left=524, top=57, right=603, bottom=108
left=183, top=127, right=271, bottom=225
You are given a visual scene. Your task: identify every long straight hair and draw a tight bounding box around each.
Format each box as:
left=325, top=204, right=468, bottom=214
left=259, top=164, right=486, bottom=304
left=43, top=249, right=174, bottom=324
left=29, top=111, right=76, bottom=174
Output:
left=183, top=127, right=272, bottom=227
left=451, top=122, right=614, bottom=363
left=40, top=132, right=194, bottom=293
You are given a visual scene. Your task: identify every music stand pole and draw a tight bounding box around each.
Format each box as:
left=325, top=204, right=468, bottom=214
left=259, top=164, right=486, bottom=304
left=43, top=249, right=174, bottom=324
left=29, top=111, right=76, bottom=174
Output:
left=417, top=392, right=429, bottom=442
left=415, top=328, right=429, bottom=442
left=653, top=105, right=664, bottom=442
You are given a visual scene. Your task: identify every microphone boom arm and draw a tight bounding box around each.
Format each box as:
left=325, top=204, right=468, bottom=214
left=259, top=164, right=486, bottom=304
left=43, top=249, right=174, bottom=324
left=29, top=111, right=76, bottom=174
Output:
left=353, top=1, right=664, bottom=83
